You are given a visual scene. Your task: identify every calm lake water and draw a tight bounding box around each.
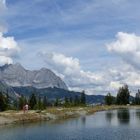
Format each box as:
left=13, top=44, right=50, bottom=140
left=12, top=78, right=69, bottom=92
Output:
left=1, top=108, right=140, bottom=140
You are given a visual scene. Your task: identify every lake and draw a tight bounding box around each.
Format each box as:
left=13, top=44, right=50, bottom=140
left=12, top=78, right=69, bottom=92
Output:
left=1, top=108, right=140, bottom=140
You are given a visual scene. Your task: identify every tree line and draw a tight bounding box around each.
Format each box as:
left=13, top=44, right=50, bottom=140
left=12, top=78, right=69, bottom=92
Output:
left=105, top=84, right=140, bottom=105
left=0, top=91, right=86, bottom=111
left=57, top=91, right=86, bottom=107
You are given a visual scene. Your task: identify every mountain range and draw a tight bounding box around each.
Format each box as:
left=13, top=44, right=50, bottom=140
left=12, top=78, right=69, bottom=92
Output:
left=0, top=63, right=67, bottom=90
left=0, top=63, right=105, bottom=104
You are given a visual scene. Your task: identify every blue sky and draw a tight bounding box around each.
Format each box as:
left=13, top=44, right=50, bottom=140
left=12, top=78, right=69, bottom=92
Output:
left=1, top=0, right=140, bottom=95
left=5, top=0, right=140, bottom=39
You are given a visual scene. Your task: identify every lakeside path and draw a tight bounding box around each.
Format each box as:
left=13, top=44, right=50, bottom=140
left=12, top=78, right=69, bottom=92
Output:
left=0, top=105, right=137, bottom=126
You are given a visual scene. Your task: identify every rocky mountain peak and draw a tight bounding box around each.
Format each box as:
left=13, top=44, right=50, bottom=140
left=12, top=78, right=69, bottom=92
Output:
left=0, top=63, right=68, bottom=90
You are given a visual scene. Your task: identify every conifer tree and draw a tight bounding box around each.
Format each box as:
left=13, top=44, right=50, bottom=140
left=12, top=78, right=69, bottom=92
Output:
left=0, top=92, right=7, bottom=111
left=74, top=95, right=80, bottom=106
left=80, top=91, right=86, bottom=105
left=116, top=85, right=130, bottom=105
left=29, top=93, right=37, bottom=109
left=43, top=96, right=47, bottom=109
left=19, top=95, right=26, bottom=110
left=37, top=96, right=43, bottom=110
left=54, top=98, right=59, bottom=106
left=64, top=96, right=69, bottom=107
left=135, top=89, right=140, bottom=105
left=105, top=93, right=115, bottom=105
left=69, top=97, right=73, bottom=104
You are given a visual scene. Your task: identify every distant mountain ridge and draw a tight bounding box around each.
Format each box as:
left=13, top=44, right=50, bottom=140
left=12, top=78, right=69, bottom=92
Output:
left=0, top=63, right=68, bottom=90
left=0, top=81, right=16, bottom=99
left=0, top=63, right=106, bottom=104
left=0, top=81, right=105, bottom=104
left=13, top=86, right=105, bottom=104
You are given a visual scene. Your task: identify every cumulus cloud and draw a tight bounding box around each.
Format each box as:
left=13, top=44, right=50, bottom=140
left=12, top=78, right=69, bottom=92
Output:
left=105, top=32, right=140, bottom=94
left=107, top=32, right=140, bottom=69
left=39, top=51, right=105, bottom=93
left=36, top=32, right=140, bottom=95
left=108, top=66, right=140, bottom=94
left=0, top=0, right=20, bottom=65
left=38, top=51, right=138, bottom=95
left=0, top=32, right=20, bottom=65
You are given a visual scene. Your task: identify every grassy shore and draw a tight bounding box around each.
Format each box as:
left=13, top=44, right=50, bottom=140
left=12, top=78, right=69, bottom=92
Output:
left=0, top=105, right=137, bottom=126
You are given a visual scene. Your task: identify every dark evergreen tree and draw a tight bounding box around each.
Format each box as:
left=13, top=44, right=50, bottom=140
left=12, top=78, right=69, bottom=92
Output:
left=80, top=91, right=86, bottom=105
left=135, top=89, right=140, bottom=105
left=54, top=98, right=60, bottom=106
left=74, top=95, right=80, bottom=106
left=105, top=93, right=115, bottom=105
left=0, top=92, right=7, bottom=111
left=37, top=96, right=43, bottom=110
left=116, top=85, right=130, bottom=105
left=13, top=99, right=19, bottom=110
left=69, top=97, right=73, bottom=104
left=29, top=93, right=37, bottom=109
left=43, top=96, right=48, bottom=109
left=5, top=93, right=10, bottom=108
left=64, top=96, right=69, bottom=107
left=19, top=95, right=26, bottom=110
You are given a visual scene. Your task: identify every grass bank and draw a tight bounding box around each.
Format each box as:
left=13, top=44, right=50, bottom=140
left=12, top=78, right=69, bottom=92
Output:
left=0, top=105, right=137, bottom=126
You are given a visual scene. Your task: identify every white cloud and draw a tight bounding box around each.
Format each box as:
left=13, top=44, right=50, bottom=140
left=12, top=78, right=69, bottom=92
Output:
left=107, top=32, right=140, bottom=69
left=39, top=50, right=140, bottom=95
left=23, top=30, right=140, bottom=96
left=0, top=56, right=12, bottom=65
left=0, top=32, right=20, bottom=65
left=39, top=51, right=140, bottom=95
left=0, top=0, right=20, bottom=66
left=39, top=51, right=105, bottom=93
left=105, top=32, right=140, bottom=95
left=109, top=81, right=123, bottom=90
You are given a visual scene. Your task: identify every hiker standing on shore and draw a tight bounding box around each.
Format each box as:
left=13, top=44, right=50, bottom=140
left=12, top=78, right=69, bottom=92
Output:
left=23, top=104, right=29, bottom=113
